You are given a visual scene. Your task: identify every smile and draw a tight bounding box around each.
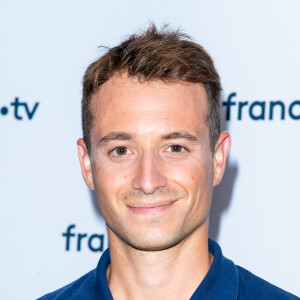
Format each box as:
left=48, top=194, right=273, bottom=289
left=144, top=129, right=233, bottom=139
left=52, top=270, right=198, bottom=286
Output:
left=127, top=200, right=177, bottom=214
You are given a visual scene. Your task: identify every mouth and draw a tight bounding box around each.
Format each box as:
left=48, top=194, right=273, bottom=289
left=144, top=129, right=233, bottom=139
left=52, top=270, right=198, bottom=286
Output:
left=127, top=200, right=177, bottom=215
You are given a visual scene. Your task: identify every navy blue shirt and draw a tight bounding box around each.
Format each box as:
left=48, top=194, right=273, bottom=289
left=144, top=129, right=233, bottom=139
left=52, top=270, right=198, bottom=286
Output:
left=38, top=239, right=299, bottom=299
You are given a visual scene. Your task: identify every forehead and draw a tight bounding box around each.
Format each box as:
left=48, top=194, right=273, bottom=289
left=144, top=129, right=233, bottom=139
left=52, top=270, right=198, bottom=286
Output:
left=90, top=74, right=208, bottom=138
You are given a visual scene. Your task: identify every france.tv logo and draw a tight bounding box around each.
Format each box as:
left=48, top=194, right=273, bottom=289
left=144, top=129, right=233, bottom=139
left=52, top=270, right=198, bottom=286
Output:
left=223, top=93, right=300, bottom=121
left=0, top=97, right=39, bottom=120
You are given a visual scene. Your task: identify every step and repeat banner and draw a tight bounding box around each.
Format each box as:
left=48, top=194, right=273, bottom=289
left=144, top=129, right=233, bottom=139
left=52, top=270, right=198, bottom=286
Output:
left=1, top=1, right=299, bottom=299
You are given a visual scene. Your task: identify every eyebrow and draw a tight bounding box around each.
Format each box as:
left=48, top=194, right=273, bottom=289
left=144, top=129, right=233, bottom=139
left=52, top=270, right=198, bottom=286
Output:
left=97, top=132, right=134, bottom=147
left=161, top=131, right=199, bottom=142
left=97, top=130, right=199, bottom=147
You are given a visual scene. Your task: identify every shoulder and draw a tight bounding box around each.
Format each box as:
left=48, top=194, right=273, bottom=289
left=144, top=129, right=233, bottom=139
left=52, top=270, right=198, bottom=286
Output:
left=237, top=265, right=299, bottom=300
left=37, top=269, right=97, bottom=300
left=37, top=248, right=112, bottom=300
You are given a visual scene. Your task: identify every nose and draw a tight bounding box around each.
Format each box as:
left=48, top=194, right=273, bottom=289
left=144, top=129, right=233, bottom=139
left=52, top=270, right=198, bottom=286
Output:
left=131, top=151, right=167, bottom=194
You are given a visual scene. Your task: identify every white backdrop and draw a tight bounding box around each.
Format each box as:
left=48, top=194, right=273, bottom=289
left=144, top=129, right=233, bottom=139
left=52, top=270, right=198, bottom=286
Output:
left=0, top=1, right=299, bottom=299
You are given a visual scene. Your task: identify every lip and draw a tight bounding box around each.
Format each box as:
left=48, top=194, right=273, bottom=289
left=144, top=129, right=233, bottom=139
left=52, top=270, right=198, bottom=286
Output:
left=127, top=200, right=177, bottom=214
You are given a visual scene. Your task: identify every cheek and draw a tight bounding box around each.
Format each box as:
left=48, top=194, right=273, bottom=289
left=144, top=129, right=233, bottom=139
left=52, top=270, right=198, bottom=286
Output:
left=168, top=159, right=213, bottom=190
left=92, top=160, right=130, bottom=201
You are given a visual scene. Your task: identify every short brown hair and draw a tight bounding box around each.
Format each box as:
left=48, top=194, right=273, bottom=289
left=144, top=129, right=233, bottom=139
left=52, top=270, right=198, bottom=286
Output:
left=82, top=24, right=221, bottom=153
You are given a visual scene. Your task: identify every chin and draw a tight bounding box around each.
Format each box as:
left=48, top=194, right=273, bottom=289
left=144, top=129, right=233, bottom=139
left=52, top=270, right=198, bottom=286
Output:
left=121, top=231, right=186, bottom=252
left=127, top=240, right=181, bottom=252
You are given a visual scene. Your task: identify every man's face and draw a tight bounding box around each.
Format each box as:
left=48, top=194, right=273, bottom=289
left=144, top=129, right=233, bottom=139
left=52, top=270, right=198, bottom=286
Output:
left=78, top=74, right=230, bottom=251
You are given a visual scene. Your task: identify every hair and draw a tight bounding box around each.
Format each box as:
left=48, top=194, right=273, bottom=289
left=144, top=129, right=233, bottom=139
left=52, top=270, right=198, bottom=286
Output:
left=82, top=24, right=221, bottom=153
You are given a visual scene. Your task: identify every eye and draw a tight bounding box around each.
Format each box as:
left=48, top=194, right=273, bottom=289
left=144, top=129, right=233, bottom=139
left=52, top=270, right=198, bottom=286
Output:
left=165, top=145, right=188, bottom=155
left=116, top=147, right=127, bottom=155
left=108, top=146, right=135, bottom=161
left=169, top=145, right=184, bottom=152
left=111, top=146, right=130, bottom=156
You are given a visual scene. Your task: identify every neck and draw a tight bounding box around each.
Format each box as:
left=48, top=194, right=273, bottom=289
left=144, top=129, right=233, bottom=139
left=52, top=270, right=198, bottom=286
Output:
left=106, top=221, right=213, bottom=300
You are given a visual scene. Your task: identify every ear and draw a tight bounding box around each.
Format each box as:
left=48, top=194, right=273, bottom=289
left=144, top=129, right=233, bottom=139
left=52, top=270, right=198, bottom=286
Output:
left=77, top=138, right=95, bottom=190
left=213, top=132, right=231, bottom=187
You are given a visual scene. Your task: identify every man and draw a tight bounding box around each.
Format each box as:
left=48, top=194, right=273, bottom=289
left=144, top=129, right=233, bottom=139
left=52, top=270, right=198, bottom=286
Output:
left=39, top=25, right=299, bottom=299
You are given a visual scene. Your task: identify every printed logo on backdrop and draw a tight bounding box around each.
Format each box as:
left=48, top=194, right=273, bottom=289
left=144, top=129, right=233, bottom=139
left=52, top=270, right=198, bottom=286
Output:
left=3, top=94, right=299, bottom=121
left=0, top=97, right=39, bottom=120
left=62, top=224, right=105, bottom=252
left=223, top=93, right=300, bottom=121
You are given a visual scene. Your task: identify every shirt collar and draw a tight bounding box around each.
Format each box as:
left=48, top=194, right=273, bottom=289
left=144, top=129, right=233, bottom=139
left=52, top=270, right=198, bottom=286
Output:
left=95, top=248, right=113, bottom=299
left=190, top=239, right=239, bottom=299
